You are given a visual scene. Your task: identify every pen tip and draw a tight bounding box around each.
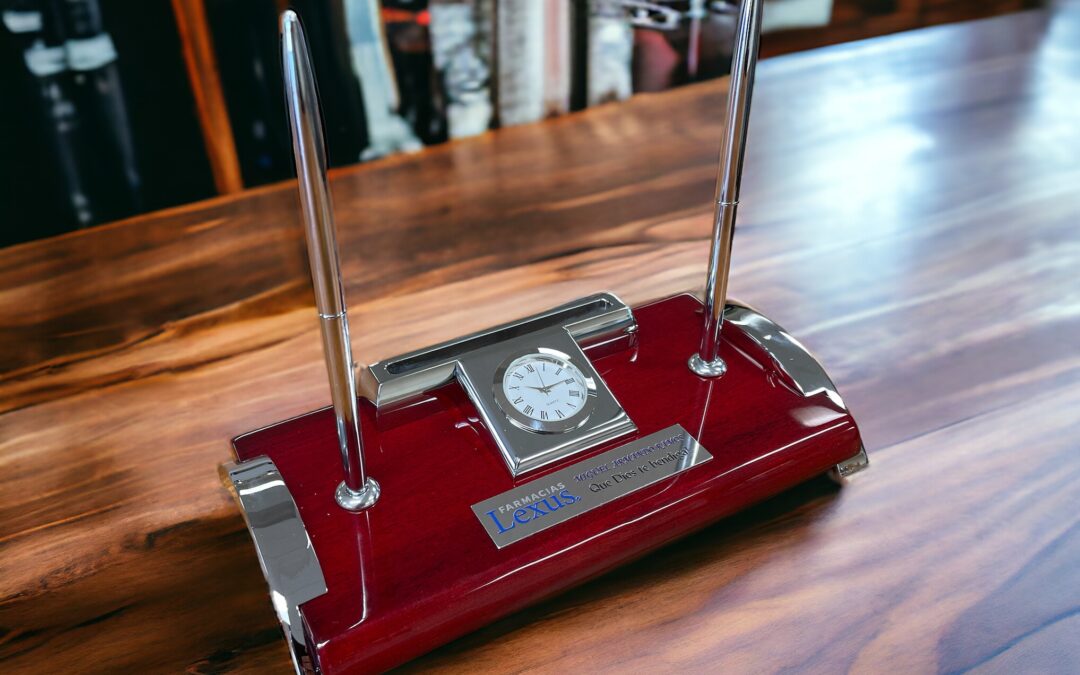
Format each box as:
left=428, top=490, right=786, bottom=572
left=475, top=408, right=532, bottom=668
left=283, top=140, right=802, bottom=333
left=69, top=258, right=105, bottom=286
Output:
left=280, top=9, right=300, bottom=42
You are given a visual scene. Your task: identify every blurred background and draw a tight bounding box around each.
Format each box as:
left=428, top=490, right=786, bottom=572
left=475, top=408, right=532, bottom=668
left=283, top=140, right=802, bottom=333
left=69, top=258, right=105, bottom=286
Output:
left=0, top=0, right=1042, bottom=247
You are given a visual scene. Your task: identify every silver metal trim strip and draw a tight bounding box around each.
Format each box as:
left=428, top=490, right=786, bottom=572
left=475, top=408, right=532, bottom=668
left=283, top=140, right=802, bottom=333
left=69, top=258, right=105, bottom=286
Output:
left=725, top=302, right=870, bottom=479
left=725, top=303, right=841, bottom=401
left=222, top=456, right=327, bottom=675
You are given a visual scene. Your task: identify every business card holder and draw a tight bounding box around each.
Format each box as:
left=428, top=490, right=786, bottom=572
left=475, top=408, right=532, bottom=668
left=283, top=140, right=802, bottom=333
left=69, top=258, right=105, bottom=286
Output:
left=222, top=5, right=867, bottom=673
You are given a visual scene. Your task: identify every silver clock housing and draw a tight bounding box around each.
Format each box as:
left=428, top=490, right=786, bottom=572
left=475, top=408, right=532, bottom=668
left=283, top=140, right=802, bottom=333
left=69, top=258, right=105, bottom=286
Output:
left=361, top=293, right=638, bottom=476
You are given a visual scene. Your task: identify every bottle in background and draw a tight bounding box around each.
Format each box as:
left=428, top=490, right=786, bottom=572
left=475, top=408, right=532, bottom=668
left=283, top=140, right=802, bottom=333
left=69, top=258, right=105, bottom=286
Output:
left=342, top=0, right=423, bottom=160
left=429, top=0, right=493, bottom=138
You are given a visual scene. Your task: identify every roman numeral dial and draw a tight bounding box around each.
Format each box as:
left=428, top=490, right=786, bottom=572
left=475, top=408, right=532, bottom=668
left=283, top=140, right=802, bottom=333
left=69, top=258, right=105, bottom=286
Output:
left=498, top=351, right=590, bottom=432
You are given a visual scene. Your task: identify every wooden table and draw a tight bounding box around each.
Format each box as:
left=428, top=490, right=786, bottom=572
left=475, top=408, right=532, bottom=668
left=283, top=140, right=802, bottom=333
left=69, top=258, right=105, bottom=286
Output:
left=3, top=8, right=1078, bottom=673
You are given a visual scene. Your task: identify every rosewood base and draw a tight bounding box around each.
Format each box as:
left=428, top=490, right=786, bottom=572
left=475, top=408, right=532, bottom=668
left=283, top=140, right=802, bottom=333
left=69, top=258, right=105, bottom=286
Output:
left=227, top=294, right=866, bottom=673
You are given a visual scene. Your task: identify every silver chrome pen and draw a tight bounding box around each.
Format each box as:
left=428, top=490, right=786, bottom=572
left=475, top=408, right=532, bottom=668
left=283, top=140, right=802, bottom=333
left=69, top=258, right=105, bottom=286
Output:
left=281, top=9, right=379, bottom=511
left=690, top=0, right=765, bottom=378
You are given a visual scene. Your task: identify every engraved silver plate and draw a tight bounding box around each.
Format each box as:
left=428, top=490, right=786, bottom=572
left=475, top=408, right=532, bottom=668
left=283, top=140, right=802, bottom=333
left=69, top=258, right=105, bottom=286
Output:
left=472, top=425, right=712, bottom=548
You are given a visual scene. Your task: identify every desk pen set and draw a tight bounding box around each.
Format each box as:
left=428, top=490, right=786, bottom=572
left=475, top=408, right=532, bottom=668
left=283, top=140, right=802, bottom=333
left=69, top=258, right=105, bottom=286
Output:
left=221, top=4, right=868, bottom=673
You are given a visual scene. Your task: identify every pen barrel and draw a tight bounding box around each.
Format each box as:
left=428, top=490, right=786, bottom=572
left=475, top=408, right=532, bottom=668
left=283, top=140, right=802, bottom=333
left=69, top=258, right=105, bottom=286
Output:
left=699, top=201, right=738, bottom=363
left=697, top=0, right=764, bottom=370
left=318, top=312, right=367, bottom=492
left=283, top=15, right=347, bottom=318
left=282, top=10, right=377, bottom=508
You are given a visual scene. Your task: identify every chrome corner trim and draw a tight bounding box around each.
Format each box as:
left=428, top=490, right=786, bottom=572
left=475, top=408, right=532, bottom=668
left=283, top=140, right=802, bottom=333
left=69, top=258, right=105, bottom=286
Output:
left=222, top=456, right=327, bottom=673
left=829, top=445, right=870, bottom=482
left=725, top=303, right=842, bottom=403
left=361, top=292, right=636, bottom=407
left=723, top=303, right=870, bottom=480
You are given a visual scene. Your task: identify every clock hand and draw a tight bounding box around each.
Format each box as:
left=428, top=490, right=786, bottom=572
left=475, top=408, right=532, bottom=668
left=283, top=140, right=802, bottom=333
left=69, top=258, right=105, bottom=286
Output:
left=540, top=379, right=572, bottom=394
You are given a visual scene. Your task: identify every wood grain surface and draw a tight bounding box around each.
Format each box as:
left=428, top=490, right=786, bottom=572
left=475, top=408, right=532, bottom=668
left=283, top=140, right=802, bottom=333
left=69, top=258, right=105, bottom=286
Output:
left=2, top=7, right=1079, bottom=674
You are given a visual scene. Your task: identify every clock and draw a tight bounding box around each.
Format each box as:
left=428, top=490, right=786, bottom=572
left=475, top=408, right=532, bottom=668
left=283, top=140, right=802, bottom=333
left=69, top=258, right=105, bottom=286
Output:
left=493, top=349, right=597, bottom=434
left=362, top=294, right=638, bottom=475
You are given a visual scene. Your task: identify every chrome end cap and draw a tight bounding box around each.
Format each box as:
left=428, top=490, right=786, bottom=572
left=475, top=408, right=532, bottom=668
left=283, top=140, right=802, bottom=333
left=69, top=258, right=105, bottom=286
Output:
left=829, top=446, right=870, bottom=483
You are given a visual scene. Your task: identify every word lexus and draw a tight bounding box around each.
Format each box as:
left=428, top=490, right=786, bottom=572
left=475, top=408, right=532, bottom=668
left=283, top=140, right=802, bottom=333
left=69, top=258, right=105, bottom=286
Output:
left=484, top=484, right=582, bottom=534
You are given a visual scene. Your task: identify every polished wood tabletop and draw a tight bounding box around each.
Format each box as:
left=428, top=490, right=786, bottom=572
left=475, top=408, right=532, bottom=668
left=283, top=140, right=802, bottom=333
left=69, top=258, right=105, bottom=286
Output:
left=3, top=7, right=1079, bottom=673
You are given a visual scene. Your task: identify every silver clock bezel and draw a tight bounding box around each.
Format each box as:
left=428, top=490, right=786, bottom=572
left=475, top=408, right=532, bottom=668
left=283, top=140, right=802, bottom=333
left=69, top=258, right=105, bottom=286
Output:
left=492, top=348, right=597, bottom=434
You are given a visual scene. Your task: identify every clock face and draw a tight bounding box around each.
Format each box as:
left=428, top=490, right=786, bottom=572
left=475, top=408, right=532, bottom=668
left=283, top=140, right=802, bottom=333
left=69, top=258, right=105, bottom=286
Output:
left=498, top=351, right=592, bottom=432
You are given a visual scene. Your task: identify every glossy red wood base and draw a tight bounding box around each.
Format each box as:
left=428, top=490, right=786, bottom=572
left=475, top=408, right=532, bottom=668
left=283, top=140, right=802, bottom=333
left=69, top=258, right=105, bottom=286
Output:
left=231, top=294, right=863, bottom=673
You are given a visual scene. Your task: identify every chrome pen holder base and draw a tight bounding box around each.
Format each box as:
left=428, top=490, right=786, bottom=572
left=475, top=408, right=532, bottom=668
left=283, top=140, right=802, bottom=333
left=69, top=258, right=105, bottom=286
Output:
left=335, top=477, right=381, bottom=511
left=688, top=353, right=728, bottom=377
